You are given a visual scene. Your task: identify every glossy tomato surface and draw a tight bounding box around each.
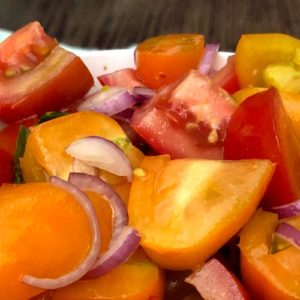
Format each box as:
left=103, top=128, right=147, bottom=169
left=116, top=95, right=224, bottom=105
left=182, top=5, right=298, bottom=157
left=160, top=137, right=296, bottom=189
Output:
left=224, top=88, right=300, bottom=209
left=0, top=22, right=93, bottom=122
left=131, top=70, right=236, bottom=159
left=135, top=34, right=204, bottom=89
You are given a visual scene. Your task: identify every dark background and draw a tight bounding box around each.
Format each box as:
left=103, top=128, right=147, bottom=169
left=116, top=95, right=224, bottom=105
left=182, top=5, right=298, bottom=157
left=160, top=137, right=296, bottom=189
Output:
left=0, top=0, right=299, bottom=51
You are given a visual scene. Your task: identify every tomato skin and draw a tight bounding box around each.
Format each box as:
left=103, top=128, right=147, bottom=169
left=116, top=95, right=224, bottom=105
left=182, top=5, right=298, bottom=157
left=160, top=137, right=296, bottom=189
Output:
left=240, top=210, right=300, bottom=299
left=131, top=70, right=236, bottom=159
left=0, top=114, right=38, bottom=155
left=135, top=34, right=205, bottom=89
left=0, top=47, right=93, bottom=122
left=211, top=56, right=240, bottom=94
left=0, top=149, right=13, bottom=186
left=224, top=88, right=300, bottom=209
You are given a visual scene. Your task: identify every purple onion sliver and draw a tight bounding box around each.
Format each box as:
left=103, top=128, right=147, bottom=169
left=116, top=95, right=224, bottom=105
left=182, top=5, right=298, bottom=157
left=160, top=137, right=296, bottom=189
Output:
left=84, top=226, right=141, bottom=279
left=198, top=43, right=220, bottom=75
left=275, top=222, right=300, bottom=250
left=78, top=89, right=137, bottom=116
left=22, top=176, right=101, bottom=289
left=68, top=173, right=128, bottom=231
left=270, top=200, right=300, bottom=219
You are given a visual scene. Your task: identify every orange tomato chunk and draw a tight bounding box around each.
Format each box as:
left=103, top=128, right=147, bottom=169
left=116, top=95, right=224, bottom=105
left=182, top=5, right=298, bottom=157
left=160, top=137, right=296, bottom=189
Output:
left=0, top=182, right=93, bottom=300
left=128, top=155, right=274, bottom=270
left=135, top=34, right=204, bottom=89
left=240, top=210, right=300, bottom=299
left=21, top=111, right=144, bottom=182
left=52, top=250, right=165, bottom=300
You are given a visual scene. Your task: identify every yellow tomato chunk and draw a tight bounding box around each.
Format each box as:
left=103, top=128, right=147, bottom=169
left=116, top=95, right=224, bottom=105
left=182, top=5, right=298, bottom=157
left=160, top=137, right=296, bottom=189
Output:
left=128, top=155, right=274, bottom=270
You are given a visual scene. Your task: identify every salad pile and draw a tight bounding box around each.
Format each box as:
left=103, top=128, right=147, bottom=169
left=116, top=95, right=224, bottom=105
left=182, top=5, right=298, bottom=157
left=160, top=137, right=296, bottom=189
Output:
left=0, top=22, right=300, bottom=300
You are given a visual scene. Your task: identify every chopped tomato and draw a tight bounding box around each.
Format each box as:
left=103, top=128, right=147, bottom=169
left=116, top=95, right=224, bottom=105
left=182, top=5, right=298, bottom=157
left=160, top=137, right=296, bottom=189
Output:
left=235, top=33, right=300, bottom=87
left=52, top=249, right=164, bottom=300
left=0, top=182, right=94, bottom=299
left=21, top=111, right=144, bottom=182
left=0, top=22, right=93, bottom=122
left=0, top=114, right=38, bottom=155
left=0, top=149, right=13, bottom=186
left=211, top=56, right=240, bottom=94
left=0, top=21, right=57, bottom=77
left=135, top=34, right=205, bottom=89
left=98, top=68, right=144, bottom=89
left=128, top=155, right=274, bottom=270
left=185, top=258, right=250, bottom=300
left=240, top=210, right=300, bottom=299
left=224, top=88, right=300, bottom=209
left=131, top=70, right=236, bottom=159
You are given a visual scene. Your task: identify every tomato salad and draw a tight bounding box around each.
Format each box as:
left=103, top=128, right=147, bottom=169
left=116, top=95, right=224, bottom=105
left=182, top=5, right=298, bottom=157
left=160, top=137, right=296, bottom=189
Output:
left=0, top=22, right=300, bottom=300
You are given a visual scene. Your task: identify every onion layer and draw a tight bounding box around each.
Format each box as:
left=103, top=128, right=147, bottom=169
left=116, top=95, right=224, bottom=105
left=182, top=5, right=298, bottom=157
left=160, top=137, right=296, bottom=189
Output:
left=65, top=136, right=133, bottom=180
left=22, top=176, right=101, bottom=289
left=198, top=44, right=220, bottom=75
left=68, top=173, right=140, bottom=277
left=78, top=87, right=137, bottom=116
left=270, top=200, right=300, bottom=219
left=275, top=222, right=300, bottom=250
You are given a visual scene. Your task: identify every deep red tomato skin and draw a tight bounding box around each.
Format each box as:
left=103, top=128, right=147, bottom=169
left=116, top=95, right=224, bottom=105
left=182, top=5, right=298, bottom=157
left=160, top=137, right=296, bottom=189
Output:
left=0, top=115, right=38, bottom=155
left=224, top=88, right=300, bottom=209
left=0, top=47, right=93, bottom=122
left=0, top=149, right=13, bottom=185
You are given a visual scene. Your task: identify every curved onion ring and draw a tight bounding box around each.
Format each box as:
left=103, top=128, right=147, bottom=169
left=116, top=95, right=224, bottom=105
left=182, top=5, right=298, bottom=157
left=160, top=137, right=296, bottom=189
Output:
left=69, top=173, right=140, bottom=277
left=22, top=176, right=101, bottom=289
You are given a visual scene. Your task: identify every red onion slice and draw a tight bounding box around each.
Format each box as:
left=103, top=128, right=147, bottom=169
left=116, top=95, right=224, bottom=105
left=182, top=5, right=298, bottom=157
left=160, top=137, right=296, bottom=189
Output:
left=133, top=86, right=155, bottom=101
left=84, top=226, right=140, bottom=279
left=77, top=87, right=137, bottom=116
left=275, top=222, right=300, bottom=250
left=198, top=44, right=220, bottom=75
left=66, top=136, right=133, bottom=180
left=68, top=173, right=140, bottom=277
left=270, top=200, right=300, bottom=219
left=68, top=172, right=128, bottom=230
left=22, top=176, right=101, bottom=289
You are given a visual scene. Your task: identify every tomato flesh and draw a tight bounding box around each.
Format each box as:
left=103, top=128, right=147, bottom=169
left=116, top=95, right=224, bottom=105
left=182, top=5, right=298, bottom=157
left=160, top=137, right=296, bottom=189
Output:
left=131, top=70, right=236, bottom=159
left=0, top=21, right=57, bottom=78
left=224, top=88, right=300, bottom=209
left=135, top=34, right=205, bottom=89
left=128, top=155, right=274, bottom=270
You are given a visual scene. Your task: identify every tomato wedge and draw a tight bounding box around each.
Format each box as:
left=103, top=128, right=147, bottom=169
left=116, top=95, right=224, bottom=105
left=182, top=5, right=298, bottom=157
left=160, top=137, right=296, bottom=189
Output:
left=0, top=182, right=94, bottom=300
left=131, top=70, right=236, bottom=159
left=128, top=155, right=274, bottom=270
left=0, top=22, right=93, bottom=122
left=224, top=88, right=300, bottom=208
left=135, top=34, right=205, bottom=89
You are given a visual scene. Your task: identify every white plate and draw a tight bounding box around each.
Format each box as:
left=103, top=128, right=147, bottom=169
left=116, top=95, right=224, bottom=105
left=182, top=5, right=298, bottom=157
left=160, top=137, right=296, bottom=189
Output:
left=78, top=49, right=232, bottom=88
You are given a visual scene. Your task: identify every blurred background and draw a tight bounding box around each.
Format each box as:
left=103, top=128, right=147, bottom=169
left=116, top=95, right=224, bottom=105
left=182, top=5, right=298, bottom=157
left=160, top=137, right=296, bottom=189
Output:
left=0, top=0, right=298, bottom=51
